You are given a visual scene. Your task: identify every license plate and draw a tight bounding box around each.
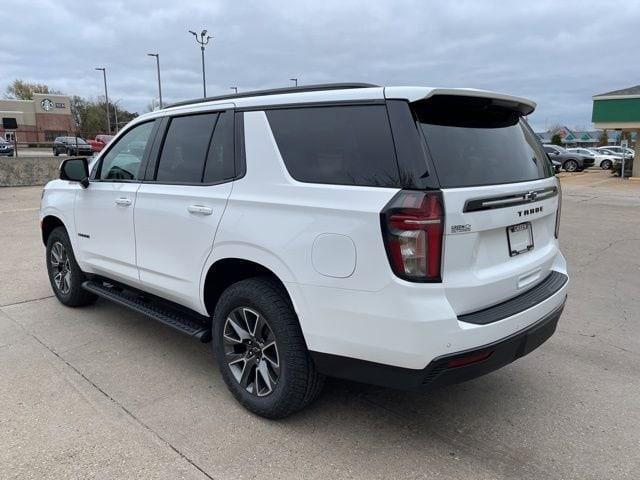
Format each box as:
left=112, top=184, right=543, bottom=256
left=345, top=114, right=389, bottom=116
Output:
left=507, top=222, right=533, bottom=256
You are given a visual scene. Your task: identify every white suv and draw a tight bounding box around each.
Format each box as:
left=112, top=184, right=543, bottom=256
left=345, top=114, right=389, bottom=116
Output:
left=40, top=83, right=568, bottom=418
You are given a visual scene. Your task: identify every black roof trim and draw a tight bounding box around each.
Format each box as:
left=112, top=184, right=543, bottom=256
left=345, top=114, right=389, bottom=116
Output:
left=167, top=83, right=379, bottom=108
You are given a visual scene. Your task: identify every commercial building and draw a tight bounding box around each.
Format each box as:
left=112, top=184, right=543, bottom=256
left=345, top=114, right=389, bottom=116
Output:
left=0, top=93, right=74, bottom=143
left=592, top=84, right=640, bottom=177
left=536, top=127, right=635, bottom=148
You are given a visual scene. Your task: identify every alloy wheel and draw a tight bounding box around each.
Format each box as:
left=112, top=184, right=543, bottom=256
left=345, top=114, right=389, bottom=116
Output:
left=50, top=241, right=72, bottom=294
left=223, top=307, right=280, bottom=397
left=565, top=160, right=578, bottom=172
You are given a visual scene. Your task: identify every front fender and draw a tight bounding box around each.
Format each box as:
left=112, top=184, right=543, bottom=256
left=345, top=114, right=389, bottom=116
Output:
left=40, top=181, right=79, bottom=253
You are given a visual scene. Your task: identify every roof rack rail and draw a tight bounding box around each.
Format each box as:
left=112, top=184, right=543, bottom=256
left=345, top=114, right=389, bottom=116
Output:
left=167, top=82, right=379, bottom=108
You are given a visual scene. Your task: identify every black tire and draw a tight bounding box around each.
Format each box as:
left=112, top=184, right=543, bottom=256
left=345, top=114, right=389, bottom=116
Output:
left=563, top=159, right=578, bottom=172
left=53, top=148, right=59, bottom=156
left=212, top=277, right=324, bottom=419
left=45, top=227, right=97, bottom=307
left=601, top=159, right=612, bottom=170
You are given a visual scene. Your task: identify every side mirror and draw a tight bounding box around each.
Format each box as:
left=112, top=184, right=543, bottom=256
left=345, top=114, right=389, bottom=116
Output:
left=60, top=157, right=90, bottom=188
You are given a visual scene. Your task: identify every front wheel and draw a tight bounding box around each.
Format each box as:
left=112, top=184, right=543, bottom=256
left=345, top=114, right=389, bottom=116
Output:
left=601, top=159, right=612, bottom=170
left=46, top=227, right=97, bottom=307
left=564, top=159, right=579, bottom=172
left=212, top=277, right=324, bottom=419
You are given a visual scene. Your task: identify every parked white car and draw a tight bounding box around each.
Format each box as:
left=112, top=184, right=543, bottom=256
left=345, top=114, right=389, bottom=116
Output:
left=566, top=147, right=616, bottom=170
left=40, top=83, right=568, bottom=418
left=594, top=145, right=635, bottom=158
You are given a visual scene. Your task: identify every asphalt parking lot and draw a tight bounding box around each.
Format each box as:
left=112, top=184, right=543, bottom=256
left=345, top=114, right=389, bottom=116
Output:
left=1, top=170, right=639, bottom=480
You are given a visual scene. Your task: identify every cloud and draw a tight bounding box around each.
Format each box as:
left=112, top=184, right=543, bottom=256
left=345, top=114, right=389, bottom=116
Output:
left=4, top=0, right=639, bottom=130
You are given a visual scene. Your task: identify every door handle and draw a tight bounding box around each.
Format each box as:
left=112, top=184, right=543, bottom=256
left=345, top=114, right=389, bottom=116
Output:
left=187, top=205, right=213, bottom=215
left=115, top=197, right=132, bottom=206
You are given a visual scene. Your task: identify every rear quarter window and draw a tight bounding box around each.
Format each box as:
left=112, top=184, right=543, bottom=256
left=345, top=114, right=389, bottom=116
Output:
left=413, top=96, right=553, bottom=188
left=266, top=105, right=400, bottom=188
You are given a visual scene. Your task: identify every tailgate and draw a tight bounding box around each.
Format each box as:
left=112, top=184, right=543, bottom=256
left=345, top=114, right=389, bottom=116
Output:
left=441, top=177, right=560, bottom=315
left=409, top=92, right=560, bottom=315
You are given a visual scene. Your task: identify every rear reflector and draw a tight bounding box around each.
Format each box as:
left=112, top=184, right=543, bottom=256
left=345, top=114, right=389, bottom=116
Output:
left=380, top=190, right=444, bottom=282
left=447, top=350, right=493, bottom=368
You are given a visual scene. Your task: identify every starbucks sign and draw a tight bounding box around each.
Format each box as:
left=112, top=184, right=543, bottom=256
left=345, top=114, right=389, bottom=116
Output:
left=41, top=98, right=55, bottom=111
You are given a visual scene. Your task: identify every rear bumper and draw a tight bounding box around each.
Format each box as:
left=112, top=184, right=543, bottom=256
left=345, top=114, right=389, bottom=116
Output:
left=311, top=299, right=565, bottom=391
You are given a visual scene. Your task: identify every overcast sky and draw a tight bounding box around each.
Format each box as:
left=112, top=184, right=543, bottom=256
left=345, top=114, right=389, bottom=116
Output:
left=3, top=0, right=639, bottom=131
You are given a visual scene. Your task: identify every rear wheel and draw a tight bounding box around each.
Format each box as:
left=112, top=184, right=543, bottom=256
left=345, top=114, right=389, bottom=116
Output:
left=601, top=159, right=612, bottom=170
left=563, top=159, right=578, bottom=172
left=46, top=227, right=97, bottom=307
left=212, top=277, right=324, bottom=418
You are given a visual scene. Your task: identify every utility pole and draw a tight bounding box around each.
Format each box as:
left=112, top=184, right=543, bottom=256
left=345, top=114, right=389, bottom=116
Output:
left=95, top=67, right=111, bottom=134
left=290, top=78, right=298, bottom=87
left=147, top=53, right=163, bottom=108
left=189, top=29, right=212, bottom=98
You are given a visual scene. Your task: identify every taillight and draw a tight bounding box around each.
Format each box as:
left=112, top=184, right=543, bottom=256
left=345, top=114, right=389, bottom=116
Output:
left=555, top=178, right=562, bottom=239
left=380, top=190, right=444, bottom=282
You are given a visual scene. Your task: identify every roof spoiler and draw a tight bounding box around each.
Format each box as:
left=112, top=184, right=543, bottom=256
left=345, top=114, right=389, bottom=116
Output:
left=385, top=87, right=536, bottom=116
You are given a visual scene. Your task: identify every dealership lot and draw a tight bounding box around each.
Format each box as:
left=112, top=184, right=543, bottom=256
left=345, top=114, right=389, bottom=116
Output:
left=0, top=171, right=639, bottom=479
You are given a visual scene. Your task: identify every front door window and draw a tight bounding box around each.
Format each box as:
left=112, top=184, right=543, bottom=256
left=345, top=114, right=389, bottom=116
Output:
left=97, top=122, right=155, bottom=181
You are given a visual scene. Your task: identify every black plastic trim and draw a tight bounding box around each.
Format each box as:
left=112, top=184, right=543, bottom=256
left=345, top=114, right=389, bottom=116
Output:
left=385, top=100, right=440, bottom=190
left=234, top=111, right=246, bottom=179
left=310, top=299, right=565, bottom=391
left=464, top=186, right=558, bottom=213
left=458, top=271, right=568, bottom=325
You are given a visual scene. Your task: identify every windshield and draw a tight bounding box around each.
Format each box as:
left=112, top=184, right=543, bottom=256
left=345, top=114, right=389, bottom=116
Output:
left=413, top=96, right=554, bottom=188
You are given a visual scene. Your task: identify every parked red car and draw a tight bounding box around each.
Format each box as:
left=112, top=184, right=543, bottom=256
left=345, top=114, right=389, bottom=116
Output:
left=88, top=134, right=114, bottom=153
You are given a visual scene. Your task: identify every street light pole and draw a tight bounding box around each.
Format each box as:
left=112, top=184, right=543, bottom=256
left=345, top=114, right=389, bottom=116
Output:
left=189, top=29, right=212, bottom=98
left=147, top=53, right=163, bottom=108
left=290, top=78, right=298, bottom=87
left=113, top=99, right=121, bottom=134
left=95, top=67, right=111, bottom=134
left=230, top=86, right=238, bottom=94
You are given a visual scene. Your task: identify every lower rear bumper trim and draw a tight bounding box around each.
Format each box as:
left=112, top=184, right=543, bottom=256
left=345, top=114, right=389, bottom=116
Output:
left=310, top=298, right=566, bottom=391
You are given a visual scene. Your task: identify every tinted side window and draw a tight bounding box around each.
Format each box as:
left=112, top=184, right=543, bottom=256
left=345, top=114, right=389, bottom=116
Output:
left=203, top=111, right=235, bottom=183
left=156, top=113, right=217, bottom=183
left=99, top=121, right=155, bottom=181
left=266, top=105, right=400, bottom=187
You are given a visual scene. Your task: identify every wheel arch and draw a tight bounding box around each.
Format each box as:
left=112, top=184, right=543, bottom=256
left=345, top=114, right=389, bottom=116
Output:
left=41, top=214, right=67, bottom=246
left=202, top=257, right=298, bottom=318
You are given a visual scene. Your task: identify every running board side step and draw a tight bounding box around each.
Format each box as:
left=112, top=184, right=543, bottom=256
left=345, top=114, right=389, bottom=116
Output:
left=82, top=280, right=211, bottom=342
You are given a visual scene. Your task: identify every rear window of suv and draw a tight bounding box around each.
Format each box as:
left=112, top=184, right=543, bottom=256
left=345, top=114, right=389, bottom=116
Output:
left=266, top=105, right=400, bottom=187
left=413, top=96, right=553, bottom=188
